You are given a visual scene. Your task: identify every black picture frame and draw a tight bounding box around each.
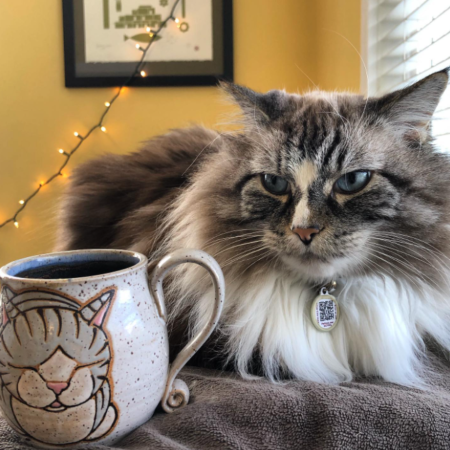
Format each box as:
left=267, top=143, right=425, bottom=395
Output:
left=62, top=0, right=233, bottom=88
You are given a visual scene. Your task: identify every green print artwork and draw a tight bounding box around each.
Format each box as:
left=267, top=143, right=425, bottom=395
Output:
left=102, top=0, right=188, bottom=37
left=84, top=0, right=212, bottom=64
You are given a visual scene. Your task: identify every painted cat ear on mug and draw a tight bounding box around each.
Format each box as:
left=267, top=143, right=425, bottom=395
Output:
left=220, top=81, right=291, bottom=125
left=2, top=286, right=15, bottom=302
left=371, top=68, right=449, bottom=144
left=80, top=288, right=117, bottom=328
left=1, top=287, right=15, bottom=326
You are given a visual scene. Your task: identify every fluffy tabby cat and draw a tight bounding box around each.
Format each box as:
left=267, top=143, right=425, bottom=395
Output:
left=57, top=68, right=450, bottom=386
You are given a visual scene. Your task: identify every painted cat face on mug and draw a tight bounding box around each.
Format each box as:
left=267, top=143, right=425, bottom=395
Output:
left=0, top=286, right=118, bottom=445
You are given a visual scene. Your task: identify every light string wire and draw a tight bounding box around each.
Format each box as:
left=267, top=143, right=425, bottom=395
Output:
left=0, top=0, right=182, bottom=230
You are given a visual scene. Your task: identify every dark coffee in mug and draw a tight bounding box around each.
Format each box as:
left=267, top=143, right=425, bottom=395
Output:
left=16, top=260, right=138, bottom=280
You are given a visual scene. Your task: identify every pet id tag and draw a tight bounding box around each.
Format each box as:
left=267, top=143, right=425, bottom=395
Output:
left=310, top=284, right=340, bottom=332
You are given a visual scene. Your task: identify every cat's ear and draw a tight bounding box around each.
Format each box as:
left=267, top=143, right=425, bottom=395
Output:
left=80, top=288, right=116, bottom=328
left=220, top=81, right=290, bottom=125
left=371, top=68, right=449, bottom=143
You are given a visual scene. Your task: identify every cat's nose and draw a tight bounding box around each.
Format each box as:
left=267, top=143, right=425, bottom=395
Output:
left=292, top=226, right=320, bottom=245
left=47, top=382, right=68, bottom=395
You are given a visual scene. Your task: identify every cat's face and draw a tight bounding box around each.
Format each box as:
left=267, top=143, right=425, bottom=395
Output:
left=196, top=70, right=450, bottom=282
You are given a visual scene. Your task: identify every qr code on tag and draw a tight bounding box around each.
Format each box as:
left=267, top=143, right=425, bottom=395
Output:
left=315, top=298, right=337, bottom=329
left=319, top=300, right=335, bottom=322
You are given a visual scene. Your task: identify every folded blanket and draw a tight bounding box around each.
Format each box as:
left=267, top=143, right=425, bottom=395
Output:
left=2, top=351, right=450, bottom=449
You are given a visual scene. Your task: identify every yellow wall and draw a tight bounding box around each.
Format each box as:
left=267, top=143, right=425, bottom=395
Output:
left=0, top=0, right=360, bottom=266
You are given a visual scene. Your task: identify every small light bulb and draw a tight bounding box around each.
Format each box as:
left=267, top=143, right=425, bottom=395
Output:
left=74, top=132, right=79, bottom=137
left=58, top=149, right=64, bottom=154
left=175, top=18, right=180, bottom=23
left=146, top=26, right=151, bottom=32
left=19, top=200, right=24, bottom=205
left=101, top=126, right=106, bottom=132
left=140, top=70, right=147, bottom=77
left=40, top=181, right=44, bottom=186
left=136, top=44, right=141, bottom=49
left=14, top=221, right=19, bottom=228
left=105, top=102, right=110, bottom=107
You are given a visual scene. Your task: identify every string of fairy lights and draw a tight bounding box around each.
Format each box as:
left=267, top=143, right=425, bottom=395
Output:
left=0, top=0, right=182, bottom=230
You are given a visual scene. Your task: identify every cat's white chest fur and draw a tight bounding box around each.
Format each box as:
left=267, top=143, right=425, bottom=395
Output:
left=188, top=268, right=450, bottom=386
left=12, top=398, right=95, bottom=444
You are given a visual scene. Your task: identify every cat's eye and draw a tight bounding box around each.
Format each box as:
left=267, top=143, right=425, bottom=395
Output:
left=261, top=174, right=289, bottom=195
left=334, top=170, right=372, bottom=195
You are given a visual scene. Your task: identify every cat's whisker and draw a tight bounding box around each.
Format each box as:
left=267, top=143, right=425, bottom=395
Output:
left=371, top=233, right=450, bottom=274
left=220, top=245, right=270, bottom=269
left=368, top=238, right=442, bottom=269
left=223, top=251, right=275, bottom=287
left=202, top=231, right=266, bottom=248
left=242, top=251, right=278, bottom=274
left=181, top=132, right=226, bottom=177
left=369, top=235, right=450, bottom=274
left=204, top=236, right=267, bottom=251
left=368, top=237, right=450, bottom=293
left=364, top=252, right=417, bottom=288
left=208, top=239, right=266, bottom=258
left=380, top=231, right=450, bottom=263
left=243, top=134, right=277, bottom=158
left=294, top=63, right=352, bottom=131
left=202, top=228, right=265, bottom=241
left=367, top=243, right=444, bottom=292
left=367, top=249, right=428, bottom=291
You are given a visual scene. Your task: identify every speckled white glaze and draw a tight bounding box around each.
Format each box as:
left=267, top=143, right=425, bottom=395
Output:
left=0, top=249, right=224, bottom=448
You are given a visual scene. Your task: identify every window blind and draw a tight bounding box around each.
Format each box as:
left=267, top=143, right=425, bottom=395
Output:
left=366, top=0, right=450, bottom=151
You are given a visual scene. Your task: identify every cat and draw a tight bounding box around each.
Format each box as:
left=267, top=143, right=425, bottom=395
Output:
left=57, top=68, right=450, bottom=387
left=0, top=285, right=118, bottom=445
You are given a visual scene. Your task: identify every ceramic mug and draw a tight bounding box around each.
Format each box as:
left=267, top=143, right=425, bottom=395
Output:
left=0, top=249, right=224, bottom=448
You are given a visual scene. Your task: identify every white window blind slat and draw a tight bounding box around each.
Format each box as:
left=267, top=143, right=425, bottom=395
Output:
left=379, top=57, right=450, bottom=93
left=378, top=31, right=450, bottom=80
left=366, top=0, right=450, bottom=152
left=377, top=5, right=450, bottom=61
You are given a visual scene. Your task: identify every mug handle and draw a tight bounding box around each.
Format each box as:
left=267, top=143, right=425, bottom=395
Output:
left=149, top=249, right=225, bottom=413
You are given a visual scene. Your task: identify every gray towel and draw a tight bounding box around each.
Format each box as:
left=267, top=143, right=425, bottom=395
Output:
left=2, top=352, right=450, bottom=449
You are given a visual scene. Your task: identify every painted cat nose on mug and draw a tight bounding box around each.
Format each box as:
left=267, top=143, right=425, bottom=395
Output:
left=292, top=226, right=320, bottom=245
left=46, top=382, right=68, bottom=395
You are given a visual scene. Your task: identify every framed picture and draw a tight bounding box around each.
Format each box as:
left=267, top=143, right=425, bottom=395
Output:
left=62, top=0, right=233, bottom=87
